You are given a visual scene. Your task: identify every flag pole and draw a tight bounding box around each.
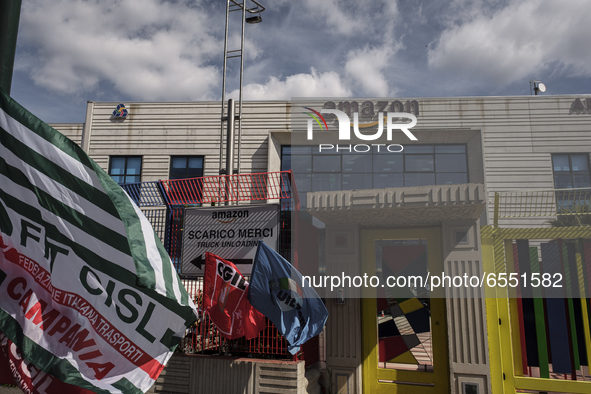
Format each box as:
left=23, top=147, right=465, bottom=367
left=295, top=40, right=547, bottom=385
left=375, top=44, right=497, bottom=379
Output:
left=0, top=0, right=22, bottom=94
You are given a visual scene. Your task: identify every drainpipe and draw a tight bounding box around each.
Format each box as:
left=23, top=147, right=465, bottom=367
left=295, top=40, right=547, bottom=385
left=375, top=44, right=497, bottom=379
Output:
left=225, top=99, right=236, bottom=205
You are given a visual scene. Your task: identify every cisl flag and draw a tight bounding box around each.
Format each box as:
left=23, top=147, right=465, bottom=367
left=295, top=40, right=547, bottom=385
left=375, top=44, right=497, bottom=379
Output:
left=203, top=253, right=265, bottom=340
left=0, top=88, right=198, bottom=393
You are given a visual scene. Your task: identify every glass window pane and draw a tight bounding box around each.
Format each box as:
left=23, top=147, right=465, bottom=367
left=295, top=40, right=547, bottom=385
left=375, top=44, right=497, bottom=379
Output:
left=342, top=174, right=373, bottom=190
left=404, top=145, right=433, bottom=154
left=405, top=173, right=435, bottom=187
left=573, top=174, right=591, bottom=188
left=294, top=174, right=312, bottom=192
left=405, top=155, right=434, bottom=172
left=291, top=146, right=312, bottom=155
left=342, top=155, right=372, bottom=172
left=127, top=157, right=141, bottom=175
left=188, top=157, right=204, bottom=169
left=435, top=154, right=467, bottom=173
left=170, top=156, right=204, bottom=179
left=125, top=175, right=140, bottom=183
left=111, top=175, right=124, bottom=183
left=552, top=155, right=570, bottom=172
left=313, top=156, right=341, bottom=172
left=373, top=154, right=403, bottom=173
left=292, top=155, right=312, bottom=173
left=281, top=153, right=291, bottom=172
left=312, top=174, right=341, bottom=191
left=437, top=173, right=468, bottom=185
left=186, top=168, right=202, bottom=178
left=435, top=145, right=466, bottom=154
left=170, top=168, right=185, bottom=179
left=110, top=157, right=125, bottom=175
left=554, top=174, right=573, bottom=189
left=171, top=157, right=187, bottom=169
left=571, top=155, right=589, bottom=173
left=373, top=173, right=404, bottom=188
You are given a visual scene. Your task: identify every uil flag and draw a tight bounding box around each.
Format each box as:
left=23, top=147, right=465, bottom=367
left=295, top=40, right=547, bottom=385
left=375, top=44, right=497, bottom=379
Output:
left=203, top=253, right=265, bottom=340
left=0, top=89, right=198, bottom=393
left=247, top=242, right=328, bottom=354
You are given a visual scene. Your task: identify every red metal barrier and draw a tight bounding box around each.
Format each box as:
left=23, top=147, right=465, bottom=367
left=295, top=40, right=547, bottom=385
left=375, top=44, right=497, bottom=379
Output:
left=159, top=171, right=299, bottom=359
left=179, top=277, right=289, bottom=356
left=160, top=171, right=297, bottom=205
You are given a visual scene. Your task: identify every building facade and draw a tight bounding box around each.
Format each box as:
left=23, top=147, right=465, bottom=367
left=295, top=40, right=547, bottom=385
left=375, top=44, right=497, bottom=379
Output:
left=52, top=95, right=591, bottom=394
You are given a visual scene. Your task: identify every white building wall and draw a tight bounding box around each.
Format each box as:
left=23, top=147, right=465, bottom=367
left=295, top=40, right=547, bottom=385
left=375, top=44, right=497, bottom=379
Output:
left=75, top=100, right=290, bottom=181
left=51, top=123, right=84, bottom=147
left=50, top=95, right=591, bottom=227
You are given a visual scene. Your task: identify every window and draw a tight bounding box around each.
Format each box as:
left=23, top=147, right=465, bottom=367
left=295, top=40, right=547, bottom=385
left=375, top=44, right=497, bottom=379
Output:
left=109, top=156, right=141, bottom=184
left=552, top=154, right=591, bottom=213
left=282, top=144, right=469, bottom=202
left=169, top=156, right=204, bottom=180
left=552, top=154, right=591, bottom=189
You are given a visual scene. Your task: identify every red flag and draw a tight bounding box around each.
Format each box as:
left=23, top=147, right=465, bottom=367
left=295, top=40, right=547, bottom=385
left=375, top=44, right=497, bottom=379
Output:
left=203, top=253, right=265, bottom=340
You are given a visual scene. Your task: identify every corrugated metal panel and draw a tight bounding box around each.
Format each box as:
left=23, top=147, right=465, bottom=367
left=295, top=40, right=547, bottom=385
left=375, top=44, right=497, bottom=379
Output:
left=86, top=101, right=290, bottom=181
left=81, top=95, right=591, bottom=229
left=50, top=123, right=84, bottom=147
left=412, top=95, right=591, bottom=228
left=446, top=259, right=487, bottom=365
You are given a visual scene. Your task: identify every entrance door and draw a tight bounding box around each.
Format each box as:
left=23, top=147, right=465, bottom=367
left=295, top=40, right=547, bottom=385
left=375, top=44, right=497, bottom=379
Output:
left=361, top=228, right=449, bottom=394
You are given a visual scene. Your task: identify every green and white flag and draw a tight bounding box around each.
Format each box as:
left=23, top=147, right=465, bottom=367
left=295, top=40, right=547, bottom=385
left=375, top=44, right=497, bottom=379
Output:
left=0, top=88, right=198, bottom=393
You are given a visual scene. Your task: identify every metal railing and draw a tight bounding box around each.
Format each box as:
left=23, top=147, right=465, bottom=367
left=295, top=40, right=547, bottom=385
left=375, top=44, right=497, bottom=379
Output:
left=493, top=188, right=591, bottom=227
left=160, top=171, right=297, bottom=206
left=120, top=171, right=299, bottom=358
left=120, top=180, right=170, bottom=207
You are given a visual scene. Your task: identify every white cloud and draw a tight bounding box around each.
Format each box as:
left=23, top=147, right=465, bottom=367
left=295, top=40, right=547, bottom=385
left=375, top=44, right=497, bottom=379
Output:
left=428, top=0, right=591, bottom=85
left=18, top=0, right=222, bottom=100
left=229, top=68, right=352, bottom=100
left=343, top=1, right=402, bottom=96
left=345, top=44, right=401, bottom=97
left=301, top=0, right=366, bottom=36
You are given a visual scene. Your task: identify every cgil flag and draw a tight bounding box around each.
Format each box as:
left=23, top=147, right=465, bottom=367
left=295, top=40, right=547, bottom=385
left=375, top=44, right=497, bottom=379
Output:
left=247, top=242, right=328, bottom=354
left=203, top=253, right=265, bottom=340
left=0, top=88, right=198, bottom=393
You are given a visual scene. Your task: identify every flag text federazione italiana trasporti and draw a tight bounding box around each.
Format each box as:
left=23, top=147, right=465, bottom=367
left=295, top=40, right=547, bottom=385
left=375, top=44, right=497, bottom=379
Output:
left=0, top=89, right=198, bottom=394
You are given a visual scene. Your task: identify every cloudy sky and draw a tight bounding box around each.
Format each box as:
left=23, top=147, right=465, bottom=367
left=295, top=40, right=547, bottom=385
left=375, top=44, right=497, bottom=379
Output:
left=10, top=0, right=591, bottom=123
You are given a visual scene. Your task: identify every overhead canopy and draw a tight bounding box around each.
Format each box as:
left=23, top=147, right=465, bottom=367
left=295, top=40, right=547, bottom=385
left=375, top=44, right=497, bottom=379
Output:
left=305, top=183, right=486, bottom=227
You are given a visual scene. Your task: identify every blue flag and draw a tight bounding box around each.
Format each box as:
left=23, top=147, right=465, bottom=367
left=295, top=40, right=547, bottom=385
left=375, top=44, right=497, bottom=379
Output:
left=248, top=241, right=328, bottom=354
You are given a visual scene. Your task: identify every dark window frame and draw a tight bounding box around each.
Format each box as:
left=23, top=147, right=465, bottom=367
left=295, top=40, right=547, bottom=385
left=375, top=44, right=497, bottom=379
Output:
left=108, top=156, right=142, bottom=185
left=551, top=153, right=591, bottom=190
left=281, top=144, right=469, bottom=192
left=551, top=153, right=591, bottom=214
left=169, top=156, right=205, bottom=180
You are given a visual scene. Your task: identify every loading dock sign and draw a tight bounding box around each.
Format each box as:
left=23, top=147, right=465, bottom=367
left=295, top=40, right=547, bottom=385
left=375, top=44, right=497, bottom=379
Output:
left=181, top=204, right=279, bottom=275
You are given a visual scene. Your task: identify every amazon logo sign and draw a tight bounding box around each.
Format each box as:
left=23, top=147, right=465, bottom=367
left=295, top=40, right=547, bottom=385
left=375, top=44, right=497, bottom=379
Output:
left=303, top=100, right=420, bottom=153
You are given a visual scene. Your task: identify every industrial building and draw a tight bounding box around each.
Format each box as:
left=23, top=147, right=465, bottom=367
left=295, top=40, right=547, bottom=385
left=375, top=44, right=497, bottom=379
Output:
left=51, top=94, right=591, bottom=394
